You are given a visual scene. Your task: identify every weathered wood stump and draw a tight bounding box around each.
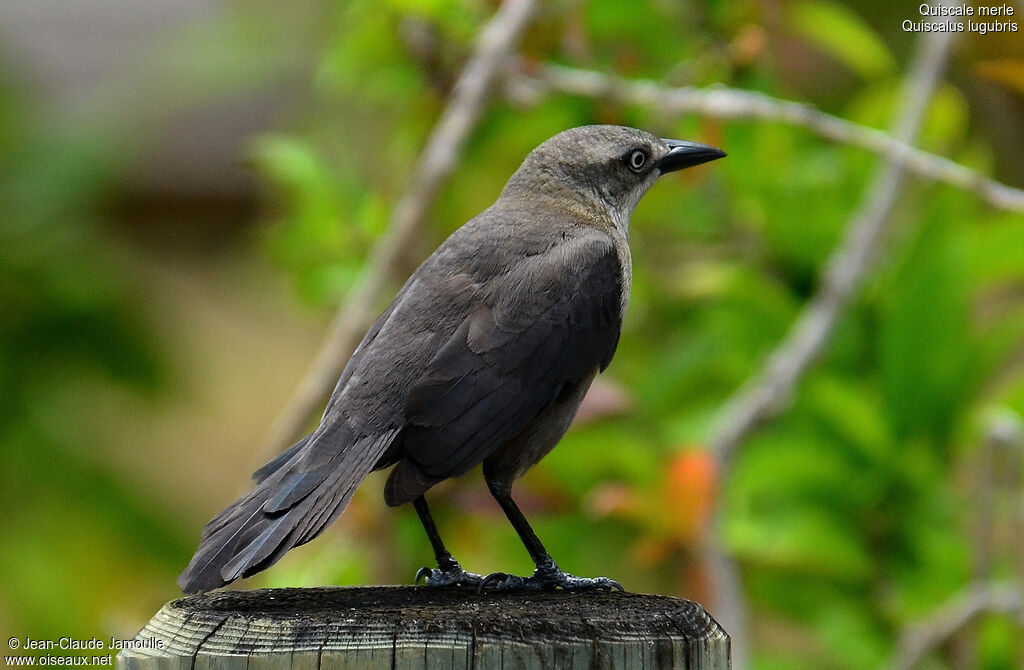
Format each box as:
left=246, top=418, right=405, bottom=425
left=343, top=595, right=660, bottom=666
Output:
left=117, top=586, right=729, bottom=670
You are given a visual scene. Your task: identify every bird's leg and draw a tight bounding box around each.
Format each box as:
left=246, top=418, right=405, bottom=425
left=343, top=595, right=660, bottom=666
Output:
left=481, top=478, right=624, bottom=591
left=412, top=496, right=484, bottom=587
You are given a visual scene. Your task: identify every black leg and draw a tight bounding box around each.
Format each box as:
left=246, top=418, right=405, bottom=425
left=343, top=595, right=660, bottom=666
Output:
left=485, top=480, right=557, bottom=570
left=412, top=496, right=483, bottom=587
left=483, top=478, right=624, bottom=592
left=413, top=496, right=457, bottom=570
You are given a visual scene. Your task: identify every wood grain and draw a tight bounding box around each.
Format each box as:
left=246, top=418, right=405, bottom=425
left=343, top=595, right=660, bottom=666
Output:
left=117, top=586, right=729, bottom=669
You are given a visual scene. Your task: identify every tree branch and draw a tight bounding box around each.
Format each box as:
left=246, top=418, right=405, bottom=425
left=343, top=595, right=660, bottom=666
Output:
left=509, top=64, right=1024, bottom=214
left=263, top=0, right=538, bottom=455
left=708, top=3, right=963, bottom=467
left=884, top=581, right=1024, bottom=670
left=705, top=10, right=963, bottom=668
left=960, top=409, right=1024, bottom=667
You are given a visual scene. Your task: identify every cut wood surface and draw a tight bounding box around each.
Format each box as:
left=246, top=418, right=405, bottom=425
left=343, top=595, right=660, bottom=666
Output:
left=117, top=586, right=729, bottom=669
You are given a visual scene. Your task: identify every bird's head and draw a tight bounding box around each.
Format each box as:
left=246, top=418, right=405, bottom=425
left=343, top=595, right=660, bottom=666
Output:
left=502, top=125, right=725, bottom=232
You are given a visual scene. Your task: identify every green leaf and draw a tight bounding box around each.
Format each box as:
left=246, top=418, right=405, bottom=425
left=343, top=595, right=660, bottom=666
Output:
left=803, top=374, right=893, bottom=465
left=726, top=504, right=873, bottom=579
left=920, top=83, right=970, bottom=148
left=786, top=1, right=896, bottom=78
left=879, top=220, right=974, bottom=442
left=963, top=212, right=1024, bottom=287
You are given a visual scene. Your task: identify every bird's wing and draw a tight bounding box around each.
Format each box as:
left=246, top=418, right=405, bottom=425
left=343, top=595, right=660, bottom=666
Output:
left=178, top=304, right=404, bottom=594
left=385, top=233, right=623, bottom=504
left=178, top=421, right=401, bottom=593
left=250, top=301, right=400, bottom=487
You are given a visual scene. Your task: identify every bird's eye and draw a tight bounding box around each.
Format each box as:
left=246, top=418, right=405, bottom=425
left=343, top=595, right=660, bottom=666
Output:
left=627, top=149, right=647, bottom=172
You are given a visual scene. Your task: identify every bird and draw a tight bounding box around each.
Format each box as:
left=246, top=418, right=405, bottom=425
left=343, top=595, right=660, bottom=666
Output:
left=178, top=125, right=725, bottom=594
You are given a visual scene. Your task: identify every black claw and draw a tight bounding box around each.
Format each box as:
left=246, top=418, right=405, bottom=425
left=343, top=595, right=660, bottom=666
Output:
left=478, top=571, right=527, bottom=592
left=478, top=571, right=506, bottom=591
left=532, top=568, right=624, bottom=591
left=414, top=561, right=485, bottom=588
left=416, top=559, right=623, bottom=592
left=475, top=566, right=624, bottom=592
left=557, top=575, right=623, bottom=591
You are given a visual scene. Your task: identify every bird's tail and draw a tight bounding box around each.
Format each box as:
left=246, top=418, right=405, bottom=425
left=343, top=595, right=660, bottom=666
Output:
left=177, top=427, right=399, bottom=594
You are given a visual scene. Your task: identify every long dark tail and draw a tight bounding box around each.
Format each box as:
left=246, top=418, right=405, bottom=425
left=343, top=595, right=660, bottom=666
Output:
left=177, top=427, right=399, bottom=594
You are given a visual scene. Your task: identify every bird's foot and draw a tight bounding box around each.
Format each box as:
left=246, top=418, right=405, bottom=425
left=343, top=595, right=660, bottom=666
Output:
left=478, top=564, right=624, bottom=592
left=414, top=560, right=485, bottom=588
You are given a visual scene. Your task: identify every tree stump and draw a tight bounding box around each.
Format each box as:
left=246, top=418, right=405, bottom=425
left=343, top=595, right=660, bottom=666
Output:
left=117, top=586, right=729, bottom=670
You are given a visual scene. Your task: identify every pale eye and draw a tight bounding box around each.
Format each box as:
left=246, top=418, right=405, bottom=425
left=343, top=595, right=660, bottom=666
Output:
left=627, top=149, right=647, bottom=171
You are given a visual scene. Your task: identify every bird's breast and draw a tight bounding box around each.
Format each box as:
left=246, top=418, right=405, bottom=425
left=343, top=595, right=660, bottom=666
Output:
left=609, top=228, right=633, bottom=320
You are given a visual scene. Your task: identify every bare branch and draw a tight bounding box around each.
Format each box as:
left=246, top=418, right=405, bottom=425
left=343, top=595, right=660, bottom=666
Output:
left=509, top=65, right=1024, bottom=214
left=704, top=12, right=964, bottom=668
left=708, top=5, right=963, bottom=467
left=885, top=581, right=1024, bottom=670
left=263, top=0, right=538, bottom=455
left=959, top=409, right=1024, bottom=667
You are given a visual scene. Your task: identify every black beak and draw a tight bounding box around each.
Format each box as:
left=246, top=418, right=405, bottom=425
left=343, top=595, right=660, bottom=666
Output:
left=656, top=139, right=727, bottom=174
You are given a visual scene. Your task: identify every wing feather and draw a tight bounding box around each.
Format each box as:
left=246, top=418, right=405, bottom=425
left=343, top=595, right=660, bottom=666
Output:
left=385, top=233, right=623, bottom=504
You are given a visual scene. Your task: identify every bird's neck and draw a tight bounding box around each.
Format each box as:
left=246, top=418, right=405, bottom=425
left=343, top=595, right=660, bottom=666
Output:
left=500, top=174, right=629, bottom=240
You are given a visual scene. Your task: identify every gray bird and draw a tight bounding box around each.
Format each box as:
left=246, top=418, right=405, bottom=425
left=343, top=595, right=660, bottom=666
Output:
left=178, top=125, right=725, bottom=594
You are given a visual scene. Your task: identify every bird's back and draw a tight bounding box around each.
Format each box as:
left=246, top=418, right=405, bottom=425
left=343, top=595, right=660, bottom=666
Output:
left=178, top=202, right=626, bottom=593
left=377, top=203, right=627, bottom=503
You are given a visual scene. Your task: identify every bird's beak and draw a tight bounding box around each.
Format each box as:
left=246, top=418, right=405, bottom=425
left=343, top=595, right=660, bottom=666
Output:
left=656, top=139, right=727, bottom=174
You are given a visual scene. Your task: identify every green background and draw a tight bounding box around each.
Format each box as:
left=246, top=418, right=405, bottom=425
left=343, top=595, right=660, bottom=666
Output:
left=1, top=1, right=1022, bottom=668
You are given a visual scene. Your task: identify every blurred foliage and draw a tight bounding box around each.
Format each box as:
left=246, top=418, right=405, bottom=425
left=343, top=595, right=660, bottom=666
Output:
left=2, top=0, right=1023, bottom=669
left=0, top=77, right=184, bottom=635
